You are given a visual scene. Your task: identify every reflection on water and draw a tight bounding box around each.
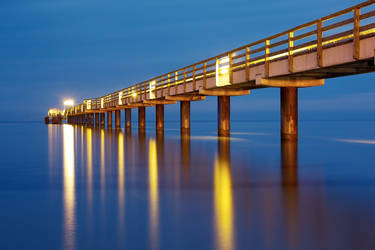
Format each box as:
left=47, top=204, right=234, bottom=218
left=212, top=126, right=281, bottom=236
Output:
left=149, top=139, right=159, bottom=250
left=214, top=139, right=234, bottom=250
left=63, top=125, right=75, bottom=250
left=37, top=123, right=375, bottom=250
left=86, top=128, right=93, bottom=202
left=100, top=129, right=105, bottom=200
left=118, top=131, right=125, bottom=222
left=281, top=139, right=298, bottom=250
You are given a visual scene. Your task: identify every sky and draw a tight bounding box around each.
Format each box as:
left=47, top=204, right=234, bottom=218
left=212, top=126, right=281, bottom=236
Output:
left=0, top=0, right=374, bottom=122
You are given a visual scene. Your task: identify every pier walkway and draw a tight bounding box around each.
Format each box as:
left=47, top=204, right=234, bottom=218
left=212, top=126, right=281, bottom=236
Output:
left=56, top=1, right=375, bottom=139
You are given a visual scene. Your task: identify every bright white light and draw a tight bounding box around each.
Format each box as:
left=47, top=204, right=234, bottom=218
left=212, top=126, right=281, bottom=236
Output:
left=219, top=57, right=229, bottom=64
left=64, top=99, right=74, bottom=107
left=132, top=92, right=137, bottom=97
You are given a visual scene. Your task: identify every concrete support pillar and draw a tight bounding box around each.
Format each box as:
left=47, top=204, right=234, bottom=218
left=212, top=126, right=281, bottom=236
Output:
left=281, top=87, right=298, bottom=140
left=100, top=113, right=105, bottom=128
left=138, top=107, right=145, bottom=131
left=125, top=109, right=131, bottom=129
left=180, top=101, right=190, bottom=134
left=218, top=96, right=230, bottom=137
left=115, top=110, right=121, bottom=129
left=107, top=111, right=112, bottom=129
left=90, top=113, right=94, bottom=127
left=95, top=113, right=100, bottom=127
left=156, top=104, right=164, bottom=132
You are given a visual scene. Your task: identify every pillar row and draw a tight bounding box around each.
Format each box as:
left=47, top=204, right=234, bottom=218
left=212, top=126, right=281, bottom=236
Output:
left=280, top=87, right=298, bottom=140
left=218, top=96, right=230, bottom=137
left=95, top=113, right=100, bottom=127
left=156, top=104, right=164, bottom=132
left=125, top=109, right=131, bottom=129
left=100, top=113, right=105, bottom=128
left=138, top=107, right=145, bottom=131
left=115, top=110, right=121, bottom=128
left=180, top=101, right=190, bottom=134
left=107, top=111, right=112, bottom=129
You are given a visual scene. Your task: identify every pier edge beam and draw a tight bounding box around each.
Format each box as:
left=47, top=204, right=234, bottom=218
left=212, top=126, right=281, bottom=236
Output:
left=138, top=107, right=146, bottom=131
left=218, top=96, right=230, bottom=137
left=280, top=87, right=298, bottom=140
left=107, top=111, right=112, bottom=129
left=180, top=101, right=190, bottom=134
left=125, top=109, right=131, bottom=130
left=115, top=110, right=121, bottom=128
left=100, top=113, right=105, bottom=128
left=156, top=104, right=164, bottom=132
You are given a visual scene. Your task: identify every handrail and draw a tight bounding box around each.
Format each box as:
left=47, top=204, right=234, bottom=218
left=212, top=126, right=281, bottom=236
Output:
left=66, top=0, right=375, bottom=114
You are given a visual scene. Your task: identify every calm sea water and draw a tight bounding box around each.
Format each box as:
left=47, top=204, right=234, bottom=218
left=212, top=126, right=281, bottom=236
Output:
left=0, top=120, right=375, bottom=250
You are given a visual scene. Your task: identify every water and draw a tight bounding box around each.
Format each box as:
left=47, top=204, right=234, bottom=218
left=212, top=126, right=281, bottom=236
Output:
left=0, top=121, right=375, bottom=250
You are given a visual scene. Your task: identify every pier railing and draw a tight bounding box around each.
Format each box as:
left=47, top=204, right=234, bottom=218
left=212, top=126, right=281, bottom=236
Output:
left=65, top=0, right=375, bottom=115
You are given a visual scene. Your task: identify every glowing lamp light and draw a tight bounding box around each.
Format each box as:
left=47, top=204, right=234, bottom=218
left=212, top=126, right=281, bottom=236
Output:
left=63, top=99, right=74, bottom=107
left=132, top=92, right=137, bottom=98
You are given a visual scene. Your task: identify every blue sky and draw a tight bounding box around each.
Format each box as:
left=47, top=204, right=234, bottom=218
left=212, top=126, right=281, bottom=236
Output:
left=0, top=0, right=374, bottom=121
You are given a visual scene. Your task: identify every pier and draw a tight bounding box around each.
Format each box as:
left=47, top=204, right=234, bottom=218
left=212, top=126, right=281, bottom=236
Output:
left=51, top=1, right=375, bottom=140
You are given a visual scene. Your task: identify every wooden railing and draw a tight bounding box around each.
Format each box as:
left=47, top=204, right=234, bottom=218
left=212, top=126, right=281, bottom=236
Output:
left=66, top=0, right=375, bottom=115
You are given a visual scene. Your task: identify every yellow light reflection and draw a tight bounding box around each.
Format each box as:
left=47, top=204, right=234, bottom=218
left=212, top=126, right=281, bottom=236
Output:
left=100, top=129, right=106, bottom=199
left=118, top=131, right=125, bottom=221
left=86, top=128, right=92, bottom=202
left=214, top=154, right=234, bottom=250
left=149, top=139, right=159, bottom=249
left=63, top=124, right=75, bottom=250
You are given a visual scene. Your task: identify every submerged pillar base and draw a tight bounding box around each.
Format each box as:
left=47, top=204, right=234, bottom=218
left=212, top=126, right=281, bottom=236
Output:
left=115, top=110, right=121, bottom=128
left=107, top=111, right=112, bottom=129
left=125, top=109, right=131, bottom=130
left=138, top=107, right=145, bottom=131
left=180, top=101, right=190, bottom=135
left=156, top=104, right=164, bottom=132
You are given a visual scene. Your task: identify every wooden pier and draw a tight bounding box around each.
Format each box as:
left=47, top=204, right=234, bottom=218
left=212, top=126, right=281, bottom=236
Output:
left=52, top=1, right=375, bottom=140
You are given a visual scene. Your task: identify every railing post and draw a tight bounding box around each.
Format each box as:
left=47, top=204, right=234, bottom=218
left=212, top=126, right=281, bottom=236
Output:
left=193, top=65, right=196, bottom=90
left=317, top=19, right=323, bottom=67
left=144, top=82, right=147, bottom=100
left=353, top=8, right=361, bottom=60
left=229, top=52, right=233, bottom=83
left=203, top=62, right=207, bottom=89
left=265, top=40, right=270, bottom=77
left=161, top=76, right=164, bottom=97
left=288, top=32, right=294, bottom=73
left=167, top=74, right=171, bottom=96
left=183, top=68, right=186, bottom=92
left=246, top=47, right=250, bottom=81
